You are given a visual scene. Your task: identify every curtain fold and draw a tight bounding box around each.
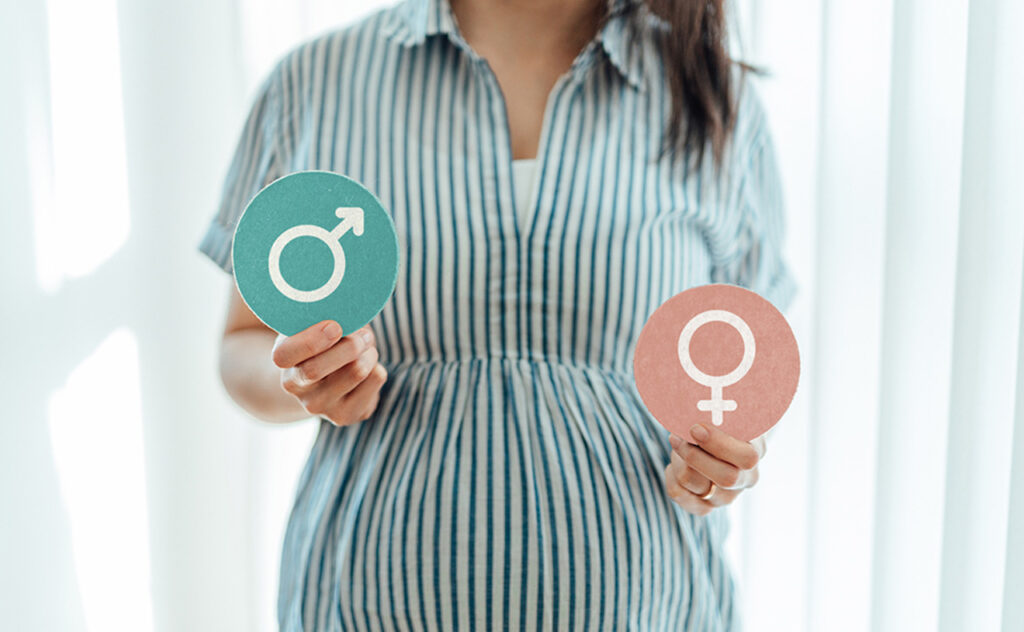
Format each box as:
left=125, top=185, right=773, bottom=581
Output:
left=870, top=2, right=967, bottom=630
left=1005, top=255, right=1024, bottom=631
left=937, top=0, right=1024, bottom=629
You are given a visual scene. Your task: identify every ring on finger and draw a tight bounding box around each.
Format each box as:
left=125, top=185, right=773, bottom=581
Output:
left=701, top=482, right=717, bottom=501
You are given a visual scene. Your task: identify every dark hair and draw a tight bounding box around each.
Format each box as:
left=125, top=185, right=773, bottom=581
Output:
left=639, top=0, right=754, bottom=170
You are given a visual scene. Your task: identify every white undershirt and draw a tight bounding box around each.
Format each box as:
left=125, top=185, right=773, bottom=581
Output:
left=511, top=158, right=538, bottom=219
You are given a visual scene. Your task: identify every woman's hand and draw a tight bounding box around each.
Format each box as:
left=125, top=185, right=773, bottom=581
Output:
left=272, top=320, right=388, bottom=426
left=664, top=423, right=765, bottom=516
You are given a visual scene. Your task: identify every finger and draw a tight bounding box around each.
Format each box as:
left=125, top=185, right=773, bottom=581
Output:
left=321, top=346, right=380, bottom=397
left=294, top=346, right=376, bottom=411
left=272, top=320, right=343, bottom=369
left=351, top=365, right=387, bottom=418
left=688, top=423, right=761, bottom=472
left=677, top=441, right=751, bottom=490
left=359, top=325, right=377, bottom=349
left=664, top=465, right=715, bottom=517
left=293, top=326, right=374, bottom=385
left=358, top=390, right=382, bottom=421
left=670, top=450, right=713, bottom=497
left=326, top=363, right=388, bottom=426
left=668, top=455, right=746, bottom=507
left=302, top=355, right=380, bottom=418
left=703, top=486, right=742, bottom=508
left=751, top=434, right=767, bottom=461
left=746, top=465, right=760, bottom=489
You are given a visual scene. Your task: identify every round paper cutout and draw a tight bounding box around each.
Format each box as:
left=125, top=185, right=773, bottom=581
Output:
left=232, top=171, right=399, bottom=336
left=633, top=284, right=800, bottom=443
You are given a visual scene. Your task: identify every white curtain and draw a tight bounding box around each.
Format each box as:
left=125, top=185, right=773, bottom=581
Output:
left=729, top=2, right=1024, bottom=631
left=2, top=1, right=1021, bottom=631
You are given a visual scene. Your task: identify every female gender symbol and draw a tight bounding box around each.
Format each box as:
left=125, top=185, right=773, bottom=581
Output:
left=677, top=309, right=756, bottom=426
left=267, top=206, right=364, bottom=303
left=633, top=283, right=799, bottom=443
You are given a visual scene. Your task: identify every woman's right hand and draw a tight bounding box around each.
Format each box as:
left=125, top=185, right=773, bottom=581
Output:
left=271, top=320, right=388, bottom=426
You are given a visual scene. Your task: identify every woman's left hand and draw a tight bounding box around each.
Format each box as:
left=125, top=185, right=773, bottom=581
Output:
left=664, top=423, right=765, bottom=516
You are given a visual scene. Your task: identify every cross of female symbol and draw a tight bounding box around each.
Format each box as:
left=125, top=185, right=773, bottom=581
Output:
left=676, top=309, right=757, bottom=426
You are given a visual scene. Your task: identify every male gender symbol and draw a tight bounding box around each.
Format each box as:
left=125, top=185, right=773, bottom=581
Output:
left=267, top=206, right=364, bottom=303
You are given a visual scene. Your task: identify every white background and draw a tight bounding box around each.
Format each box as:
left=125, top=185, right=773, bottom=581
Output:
left=2, top=1, right=1023, bottom=630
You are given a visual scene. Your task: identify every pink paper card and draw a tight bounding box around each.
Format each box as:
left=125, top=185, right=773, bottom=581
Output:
left=633, top=284, right=800, bottom=443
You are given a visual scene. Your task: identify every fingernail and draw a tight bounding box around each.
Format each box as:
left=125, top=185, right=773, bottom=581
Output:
left=323, top=321, right=341, bottom=339
left=361, top=329, right=374, bottom=347
left=690, top=424, right=709, bottom=443
left=669, top=434, right=682, bottom=450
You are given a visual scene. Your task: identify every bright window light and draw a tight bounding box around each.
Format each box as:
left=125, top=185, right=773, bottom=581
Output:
left=49, top=329, right=154, bottom=632
left=36, top=0, right=131, bottom=292
left=238, top=0, right=394, bottom=90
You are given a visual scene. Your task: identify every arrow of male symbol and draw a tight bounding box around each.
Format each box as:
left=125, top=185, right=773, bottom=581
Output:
left=331, top=207, right=364, bottom=238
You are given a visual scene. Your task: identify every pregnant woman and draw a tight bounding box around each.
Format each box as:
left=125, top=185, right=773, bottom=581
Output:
left=200, top=0, right=796, bottom=629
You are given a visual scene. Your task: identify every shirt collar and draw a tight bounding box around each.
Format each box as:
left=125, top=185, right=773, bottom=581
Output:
left=381, top=0, right=650, bottom=92
left=597, top=0, right=649, bottom=91
left=381, top=0, right=458, bottom=44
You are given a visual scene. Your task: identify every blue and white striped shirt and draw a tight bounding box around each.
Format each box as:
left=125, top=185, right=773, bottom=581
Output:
left=200, top=0, right=796, bottom=629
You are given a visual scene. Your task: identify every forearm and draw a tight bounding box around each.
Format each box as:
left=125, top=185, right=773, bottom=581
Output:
left=219, top=327, right=311, bottom=423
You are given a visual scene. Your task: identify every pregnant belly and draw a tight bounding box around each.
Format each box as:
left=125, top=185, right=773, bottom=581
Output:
left=277, top=359, right=737, bottom=631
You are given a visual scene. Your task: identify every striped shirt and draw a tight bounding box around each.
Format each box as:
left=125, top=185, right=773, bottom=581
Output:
left=200, top=0, right=797, bottom=629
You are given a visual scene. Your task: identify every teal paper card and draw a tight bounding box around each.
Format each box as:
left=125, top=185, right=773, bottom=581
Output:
left=232, top=171, right=399, bottom=336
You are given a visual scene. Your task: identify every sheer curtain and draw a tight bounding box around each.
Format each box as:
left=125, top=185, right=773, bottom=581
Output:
left=728, top=2, right=1024, bottom=632
left=2, top=1, right=1021, bottom=631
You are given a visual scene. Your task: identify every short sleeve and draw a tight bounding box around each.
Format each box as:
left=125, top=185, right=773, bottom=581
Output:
left=198, top=67, right=285, bottom=274
left=710, top=88, right=799, bottom=313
